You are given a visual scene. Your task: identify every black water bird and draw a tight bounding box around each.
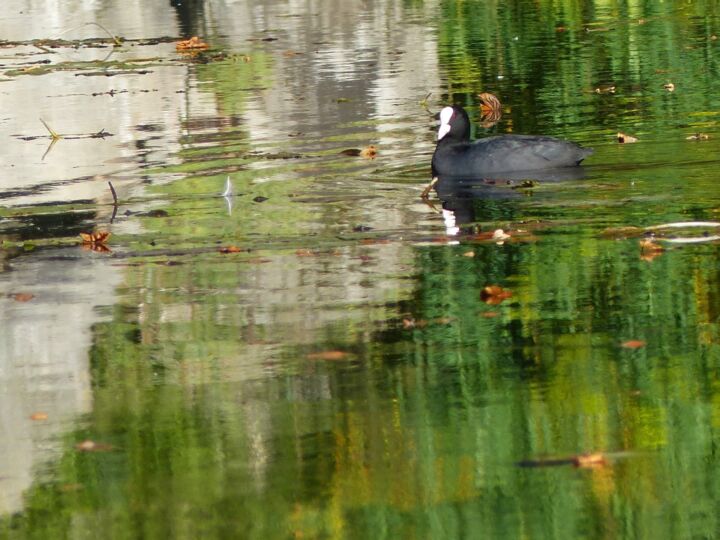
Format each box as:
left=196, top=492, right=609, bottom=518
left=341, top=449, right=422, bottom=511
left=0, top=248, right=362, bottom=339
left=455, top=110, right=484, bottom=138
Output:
left=431, top=105, right=593, bottom=177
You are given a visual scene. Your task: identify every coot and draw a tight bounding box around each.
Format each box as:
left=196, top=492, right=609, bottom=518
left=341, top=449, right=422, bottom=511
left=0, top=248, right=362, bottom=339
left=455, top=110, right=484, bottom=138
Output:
left=431, top=105, right=593, bottom=176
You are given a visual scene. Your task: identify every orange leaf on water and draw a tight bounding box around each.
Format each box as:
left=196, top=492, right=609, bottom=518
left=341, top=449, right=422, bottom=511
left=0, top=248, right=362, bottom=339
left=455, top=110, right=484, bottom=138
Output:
left=79, top=231, right=111, bottom=244
left=480, top=285, right=513, bottom=305
left=573, top=453, right=607, bottom=468
left=359, top=145, right=378, bottom=159
left=478, top=92, right=502, bottom=127
left=75, top=440, right=113, bottom=452
left=12, top=292, right=34, bottom=302
left=176, top=36, right=209, bottom=51
left=30, top=412, right=48, bottom=421
left=305, top=350, right=350, bottom=361
left=617, top=132, right=638, bottom=143
left=622, top=340, right=646, bottom=349
left=219, top=246, right=242, bottom=253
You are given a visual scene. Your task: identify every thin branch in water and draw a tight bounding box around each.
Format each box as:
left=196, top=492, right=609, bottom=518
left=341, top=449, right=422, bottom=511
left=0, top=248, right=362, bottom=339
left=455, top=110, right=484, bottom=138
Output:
left=108, top=181, right=118, bottom=223
left=108, top=181, right=118, bottom=205
left=39, top=118, right=62, bottom=140
left=55, top=22, right=122, bottom=46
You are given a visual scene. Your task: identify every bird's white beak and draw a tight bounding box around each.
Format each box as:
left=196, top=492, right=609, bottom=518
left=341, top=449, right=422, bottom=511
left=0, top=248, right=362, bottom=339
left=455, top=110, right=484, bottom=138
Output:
left=437, top=106, right=454, bottom=141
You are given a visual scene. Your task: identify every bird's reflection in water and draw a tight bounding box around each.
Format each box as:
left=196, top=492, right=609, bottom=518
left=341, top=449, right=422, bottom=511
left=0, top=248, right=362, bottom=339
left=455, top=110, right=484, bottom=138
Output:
left=432, top=167, right=589, bottom=237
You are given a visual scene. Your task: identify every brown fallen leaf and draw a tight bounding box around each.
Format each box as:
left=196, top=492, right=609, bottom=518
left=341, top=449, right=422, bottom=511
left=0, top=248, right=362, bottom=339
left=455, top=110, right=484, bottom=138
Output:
left=480, top=285, right=513, bottom=305
left=402, top=318, right=427, bottom=329
left=622, top=340, right=646, bottom=349
left=478, top=92, right=502, bottom=115
left=686, top=133, right=710, bottom=141
left=30, top=412, right=48, bottom=421
left=305, top=350, right=350, bottom=361
left=639, top=238, right=664, bottom=261
left=492, top=229, right=511, bottom=243
left=663, top=82, right=675, bottom=92
left=176, top=36, right=209, bottom=51
left=75, top=440, right=113, bottom=452
left=478, top=92, right=502, bottom=127
left=573, top=452, right=607, bottom=468
left=79, top=231, right=111, bottom=244
left=12, top=292, right=34, bottom=302
left=219, top=245, right=242, bottom=253
left=617, top=132, right=638, bottom=143
left=594, top=85, right=616, bottom=94
left=359, top=145, right=378, bottom=159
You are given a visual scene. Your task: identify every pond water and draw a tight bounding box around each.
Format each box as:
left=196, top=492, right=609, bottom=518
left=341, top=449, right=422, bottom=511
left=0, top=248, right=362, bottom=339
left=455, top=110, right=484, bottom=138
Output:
left=2, top=0, right=720, bottom=537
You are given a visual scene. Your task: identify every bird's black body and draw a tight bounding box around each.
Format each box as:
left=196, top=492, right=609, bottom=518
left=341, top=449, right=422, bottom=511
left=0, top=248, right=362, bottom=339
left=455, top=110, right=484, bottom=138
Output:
left=431, top=106, right=593, bottom=177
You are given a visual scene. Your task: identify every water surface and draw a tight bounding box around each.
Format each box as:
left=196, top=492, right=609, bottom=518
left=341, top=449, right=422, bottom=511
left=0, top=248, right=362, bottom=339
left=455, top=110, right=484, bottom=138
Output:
left=2, top=0, right=720, bottom=538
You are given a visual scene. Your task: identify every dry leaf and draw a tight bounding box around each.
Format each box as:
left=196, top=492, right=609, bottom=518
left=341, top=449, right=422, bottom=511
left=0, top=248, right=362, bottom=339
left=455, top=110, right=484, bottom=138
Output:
left=305, top=350, right=350, bottom=361
left=219, top=246, right=242, bottom=253
left=481, top=311, right=500, bottom=318
left=30, top=412, right=48, bottom=421
left=462, top=251, right=475, bottom=257
left=573, top=453, right=607, bottom=468
left=622, top=340, right=646, bottom=349
left=686, top=133, right=710, bottom=141
left=79, top=231, right=111, bottom=244
left=594, top=85, right=616, bottom=94
left=12, top=292, right=34, bottom=302
left=176, top=36, right=209, bottom=51
left=639, top=238, right=664, bottom=260
left=663, top=82, right=675, bottom=92
left=75, top=440, right=113, bottom=452
left=617, top=132, right=638, bottom=143
left=478, top=92, right=502, bottom=115
left=492, top=229, right=511, bottom=242
left=402, top=318, right=427, bottom=329
left=360, top=145, right=378, bottom=159
left=480, top=285, right=513, bottom=305
left=478, top=92, right=502, bottom=127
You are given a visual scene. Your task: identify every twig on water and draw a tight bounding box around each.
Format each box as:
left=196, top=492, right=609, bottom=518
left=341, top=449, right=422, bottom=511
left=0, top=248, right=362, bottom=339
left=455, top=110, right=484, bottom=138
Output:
left=108, top=181, right=118, bottom=223
left=55, top=22, right=123, bottom=47
left=39, top=118, right=62, bottom=141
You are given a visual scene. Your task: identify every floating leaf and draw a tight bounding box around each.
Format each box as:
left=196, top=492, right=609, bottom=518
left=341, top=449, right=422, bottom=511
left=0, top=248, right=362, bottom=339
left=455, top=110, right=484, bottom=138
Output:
left=360, top=145, right=378, bottom=159
left=306, top=350, right=350, bottom=361
left=462, top=250, right=475, bottom=257
left=594, top=85, right=616, bottom=94
left=30, top=412, right=48, bottom=421
left=639, top=238, right=664, bottom=262
left=492, top=229, right=511, bottom=243
left=79, top=231, right=111, bottom=244
left=402, top=318, right=427, bottom=329
left=219, top=246, right=242, bottom=253
left=12, top=292, right=34, bottom=302
left=478, top=92, right=502, bottom=115
left=573, top=453, right=607, bottom=468
left=622, top=340, right=646, bottom=349
left=339, top=148, right=362, bottom=157
left=480, top=285, right=513, bottom=305
left=176, top=36, right=209, bottom=51
left=478, top=92, right=502, bottom=127
left=617, top=132, right=638, bottom=143
left=75, top=440, right=113, bottom=452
